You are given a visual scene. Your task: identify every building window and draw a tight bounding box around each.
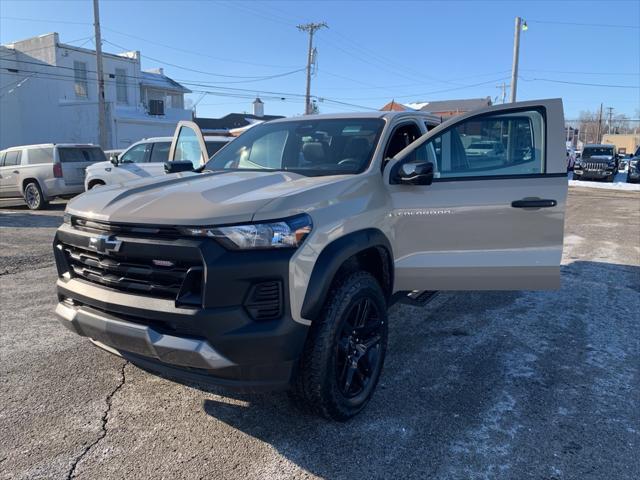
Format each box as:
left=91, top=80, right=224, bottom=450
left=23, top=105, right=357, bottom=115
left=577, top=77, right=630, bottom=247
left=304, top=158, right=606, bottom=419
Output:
left=74, top=61, right=88, bottom=98
left=115, top=68, right=128, bottom=104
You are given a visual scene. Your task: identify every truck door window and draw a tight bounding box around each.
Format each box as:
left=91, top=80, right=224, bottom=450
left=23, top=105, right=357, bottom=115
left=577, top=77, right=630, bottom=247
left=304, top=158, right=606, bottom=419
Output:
left=411, top=109, right=545, bottom=179
left=149, top=142, right=170, bottom=163
left=118, top=143, right=149, bottom=164
left=383, top=123, right=422, bottom=170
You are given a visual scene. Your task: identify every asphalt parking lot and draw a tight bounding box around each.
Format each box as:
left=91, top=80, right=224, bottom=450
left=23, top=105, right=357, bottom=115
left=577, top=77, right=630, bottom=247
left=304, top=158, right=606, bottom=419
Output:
left=1, top=188, right=639, bottom=480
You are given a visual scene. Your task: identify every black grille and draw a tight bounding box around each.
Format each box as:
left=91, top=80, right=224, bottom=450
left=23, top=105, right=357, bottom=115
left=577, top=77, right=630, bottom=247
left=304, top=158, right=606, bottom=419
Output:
left=244, top=281, right=283, bottom=320
left=583, top=162, right=610, bottom=170
left=62, top=244, right=199, bottom=299
left=71, top=217, right=181, bottom=238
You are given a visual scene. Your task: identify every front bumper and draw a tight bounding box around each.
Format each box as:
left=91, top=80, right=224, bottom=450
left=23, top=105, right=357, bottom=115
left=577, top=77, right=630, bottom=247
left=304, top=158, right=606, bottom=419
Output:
left=42, top=178, right=84, bottom=199
left=53, top=223, right=308, bottom=391
left=573, top=168, right=615, bottom=179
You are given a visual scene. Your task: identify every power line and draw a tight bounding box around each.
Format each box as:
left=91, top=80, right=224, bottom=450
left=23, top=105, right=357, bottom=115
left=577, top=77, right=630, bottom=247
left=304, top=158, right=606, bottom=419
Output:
left=0, top=66, right=375, bottom=111
left=0, top=15, right=91, bottom=26
left=102, top=39, right=306, bottom=83
left=520, top=76, right=639, bottom=89
left=527, top=19, right=640, bottom=29
left=100, top=26, right=300, bottom=70
left=521, top=68, right=639, bottom=77
left=318, top=77, right=510, bottom=102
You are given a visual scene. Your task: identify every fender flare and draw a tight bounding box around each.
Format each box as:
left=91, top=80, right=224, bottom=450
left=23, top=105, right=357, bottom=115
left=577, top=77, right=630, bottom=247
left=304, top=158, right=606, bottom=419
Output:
left=301, top=228, right=393, bottom=321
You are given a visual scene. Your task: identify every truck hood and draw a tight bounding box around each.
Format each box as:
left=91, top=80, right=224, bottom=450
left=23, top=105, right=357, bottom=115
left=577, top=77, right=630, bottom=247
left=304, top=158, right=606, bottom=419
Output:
left=66, top=170, right=354, bottom=225
left=86, top=160, right=111, bottom=172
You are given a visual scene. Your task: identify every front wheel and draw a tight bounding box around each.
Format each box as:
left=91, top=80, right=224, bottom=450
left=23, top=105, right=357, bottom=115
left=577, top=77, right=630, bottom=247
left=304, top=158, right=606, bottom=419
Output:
left=607, top=174, right=615, bottom=183
left=24, top=181, right=48, bottom=210
left=290, top=271, right=388, bottom=421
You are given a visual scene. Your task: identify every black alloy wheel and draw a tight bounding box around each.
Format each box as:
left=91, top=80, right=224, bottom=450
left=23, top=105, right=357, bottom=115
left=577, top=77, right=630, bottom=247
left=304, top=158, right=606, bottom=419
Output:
left=335, top=297, right=384, bottom=401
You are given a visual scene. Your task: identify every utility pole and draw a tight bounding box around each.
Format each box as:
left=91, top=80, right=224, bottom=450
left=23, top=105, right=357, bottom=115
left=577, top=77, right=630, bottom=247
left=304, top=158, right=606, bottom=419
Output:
left=93, top=0, right=108, bottom=149
left=297, top=22, right=327, bottom=115
left=496, top=82, right=508, bottom=104
left=596, top=103, right=603, bottom=143
left=510, top=16, right=526, bottom=103
left=606, top=106, right=614, bottom=134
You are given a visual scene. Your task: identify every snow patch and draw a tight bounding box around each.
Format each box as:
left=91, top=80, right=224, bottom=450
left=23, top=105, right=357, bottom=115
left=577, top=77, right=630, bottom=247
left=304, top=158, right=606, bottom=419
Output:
left=569, top=172, right=640, bottom=191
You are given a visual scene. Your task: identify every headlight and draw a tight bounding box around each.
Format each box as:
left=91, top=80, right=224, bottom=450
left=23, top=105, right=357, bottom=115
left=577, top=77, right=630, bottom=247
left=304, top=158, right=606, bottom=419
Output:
left=608, top=161, right=616, bottom=168
left=63, top=213, right=72, bottom=225
left=178, top=214, right=312, bottom=250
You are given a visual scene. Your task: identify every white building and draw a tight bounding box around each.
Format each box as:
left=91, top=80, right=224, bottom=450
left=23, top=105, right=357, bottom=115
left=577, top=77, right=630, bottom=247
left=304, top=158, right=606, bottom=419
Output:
left=0, top=32, right=192, bottom=149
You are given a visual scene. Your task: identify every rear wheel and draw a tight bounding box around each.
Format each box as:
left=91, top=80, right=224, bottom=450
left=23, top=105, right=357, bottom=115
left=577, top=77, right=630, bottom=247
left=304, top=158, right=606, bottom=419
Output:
left=23, top=181, right=48, bottom=210
left=290, top=271, right=388, bottom=421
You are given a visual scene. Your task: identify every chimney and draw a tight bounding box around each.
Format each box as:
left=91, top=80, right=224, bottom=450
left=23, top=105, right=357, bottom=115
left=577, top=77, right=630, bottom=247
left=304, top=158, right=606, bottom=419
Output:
left=252, top=96, right=264, bottom=117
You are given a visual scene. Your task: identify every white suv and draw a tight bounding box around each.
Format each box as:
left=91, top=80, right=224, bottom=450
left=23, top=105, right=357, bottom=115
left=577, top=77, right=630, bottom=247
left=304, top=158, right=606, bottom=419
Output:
left=84, top=135, right=230, bottom=190
left=0, top=143, right=105, bottom=209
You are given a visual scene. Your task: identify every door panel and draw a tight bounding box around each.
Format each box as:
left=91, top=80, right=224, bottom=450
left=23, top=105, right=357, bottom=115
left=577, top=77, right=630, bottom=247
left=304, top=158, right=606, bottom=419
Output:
left=0, top=150, right=22, bottom=197
left=384, top=99, right=567, bottom=291
left=168, top=121, right=208, bottom=168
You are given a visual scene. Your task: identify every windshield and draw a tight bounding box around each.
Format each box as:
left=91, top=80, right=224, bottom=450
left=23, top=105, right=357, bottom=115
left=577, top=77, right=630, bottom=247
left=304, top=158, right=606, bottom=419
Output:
left=582, top=147, right=614, bottom=158
left=204, top=118, right=385, bottom=176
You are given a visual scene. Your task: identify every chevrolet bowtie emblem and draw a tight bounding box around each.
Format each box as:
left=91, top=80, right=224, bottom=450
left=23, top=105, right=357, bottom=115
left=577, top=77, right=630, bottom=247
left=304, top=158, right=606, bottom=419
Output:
left=88, top=234, right=122, bottom=254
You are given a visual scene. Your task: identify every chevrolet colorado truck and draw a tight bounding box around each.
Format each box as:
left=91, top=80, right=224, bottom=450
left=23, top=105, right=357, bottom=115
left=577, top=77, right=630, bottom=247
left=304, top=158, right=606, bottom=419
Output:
left=54, top=100, right=568, bottom=420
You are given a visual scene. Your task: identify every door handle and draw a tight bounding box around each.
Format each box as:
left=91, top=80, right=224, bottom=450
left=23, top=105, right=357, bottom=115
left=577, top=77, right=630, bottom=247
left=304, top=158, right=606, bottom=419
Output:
left=13, top=170, right=19, bottom=174
left=511, top=199, right=557, bottom=208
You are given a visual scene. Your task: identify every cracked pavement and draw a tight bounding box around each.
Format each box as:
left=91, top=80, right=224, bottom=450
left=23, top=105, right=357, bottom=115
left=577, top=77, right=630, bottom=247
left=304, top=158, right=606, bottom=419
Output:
left=0, top=188, right=639, bottom=480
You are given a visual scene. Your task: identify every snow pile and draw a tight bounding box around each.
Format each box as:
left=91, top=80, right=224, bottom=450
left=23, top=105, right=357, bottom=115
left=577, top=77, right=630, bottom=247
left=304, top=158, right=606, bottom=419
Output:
left=569, top=172, right=640, bottom=192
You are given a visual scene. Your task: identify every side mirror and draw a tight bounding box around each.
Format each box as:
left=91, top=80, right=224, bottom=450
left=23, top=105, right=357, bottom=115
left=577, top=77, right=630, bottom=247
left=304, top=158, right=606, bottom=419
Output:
left=164, top=160, right=194, bottom=174
left=396, top=161, right=434, bottom=185
left=109, top=154, right=119, bottom=166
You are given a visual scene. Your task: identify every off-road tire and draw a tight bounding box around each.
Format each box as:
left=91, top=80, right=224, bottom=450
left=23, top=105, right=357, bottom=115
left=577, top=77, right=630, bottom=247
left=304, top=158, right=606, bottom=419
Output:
left=607, top=174, right=615, bottom=183
left=289, top=271, right=388, bottom=421
left=24, top=181, right=48, bottom=210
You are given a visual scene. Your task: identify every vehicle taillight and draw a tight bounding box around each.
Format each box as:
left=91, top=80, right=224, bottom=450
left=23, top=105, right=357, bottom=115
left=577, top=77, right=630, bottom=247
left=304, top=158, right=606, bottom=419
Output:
left=53, top=163, right=63, bottom=178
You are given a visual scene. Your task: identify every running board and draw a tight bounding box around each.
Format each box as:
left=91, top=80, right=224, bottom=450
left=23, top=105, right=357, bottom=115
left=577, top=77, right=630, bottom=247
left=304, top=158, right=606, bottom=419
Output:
left=390, top=290, right=439, bottom=307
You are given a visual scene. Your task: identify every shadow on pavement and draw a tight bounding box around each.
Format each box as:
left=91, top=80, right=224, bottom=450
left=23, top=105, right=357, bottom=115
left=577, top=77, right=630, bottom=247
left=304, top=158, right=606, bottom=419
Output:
left=195, top=260, right=639, bottom=479
left=0, top=211, right=65, bottom=228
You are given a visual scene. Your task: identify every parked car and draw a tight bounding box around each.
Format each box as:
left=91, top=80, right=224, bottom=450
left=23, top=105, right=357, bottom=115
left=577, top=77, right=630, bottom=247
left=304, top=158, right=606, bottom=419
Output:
left=0, top=143, right=105, bottom=209
left=573, top=144, right=618, bottom=182
left=85, top=136, right=231, bottom=190
left=53, top=99, right=568, bottom=420
left=627, top=146, right=640, bottom=183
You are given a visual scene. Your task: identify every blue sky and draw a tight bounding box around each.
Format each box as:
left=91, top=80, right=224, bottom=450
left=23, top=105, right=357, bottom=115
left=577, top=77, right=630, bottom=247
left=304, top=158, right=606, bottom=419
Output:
left=1, top=0, right=638, bottom=120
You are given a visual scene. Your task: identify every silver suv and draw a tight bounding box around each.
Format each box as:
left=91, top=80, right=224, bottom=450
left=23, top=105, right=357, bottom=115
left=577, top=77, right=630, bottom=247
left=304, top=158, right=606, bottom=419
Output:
left=0, top=144, right=105, bottom=209
left=53, top=100, right=568, bottom=420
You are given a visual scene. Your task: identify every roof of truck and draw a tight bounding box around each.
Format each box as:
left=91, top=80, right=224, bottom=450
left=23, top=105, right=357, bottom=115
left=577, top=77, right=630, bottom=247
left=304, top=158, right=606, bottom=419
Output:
left=267, top=111, right=442, bottom=125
